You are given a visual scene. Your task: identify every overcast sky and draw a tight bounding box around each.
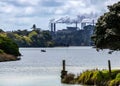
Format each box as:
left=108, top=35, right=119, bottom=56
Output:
left=0, top=0, right=119, bottom=31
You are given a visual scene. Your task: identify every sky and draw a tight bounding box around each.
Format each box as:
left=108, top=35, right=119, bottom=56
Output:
left=0, top=0, right=119, bottom=31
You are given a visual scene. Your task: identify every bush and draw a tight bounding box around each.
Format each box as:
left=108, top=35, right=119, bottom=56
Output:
left=109, top=79, right=120, bottom=86
left=0, top=49, right=4, bottom=54
left=0, top=36, right=21, bottom=56
left=116, top=73, right=120, bottom=79
left=76, top=69, right=120, bottom=86
left=61, top=69, right=120, bottom=86
left=77, top=70, right=95, bottom=85
left=62, top=73, right=75, bottom=84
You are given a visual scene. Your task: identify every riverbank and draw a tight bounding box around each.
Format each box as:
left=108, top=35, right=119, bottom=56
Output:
left=62, top=69, right=120, bottom=86
left=0, top=53, right=21, bottom=62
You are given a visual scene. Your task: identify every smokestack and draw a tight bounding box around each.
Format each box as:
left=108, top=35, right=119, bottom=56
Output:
left=92, top=19, right=94, bottom=26
left=54, top=23, right=56, bottom=32
left=75, top=22, right=77, bottom=29
left=51, top=23, right=53, bottom=32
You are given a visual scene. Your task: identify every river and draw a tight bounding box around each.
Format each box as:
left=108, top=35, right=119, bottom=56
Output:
left=0, top=47, right=120, bottom=86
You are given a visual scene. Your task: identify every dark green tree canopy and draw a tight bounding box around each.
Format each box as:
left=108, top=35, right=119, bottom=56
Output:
left=92, top=1, right=120, bottom=51
left=0, top=36, right=21, bottom=56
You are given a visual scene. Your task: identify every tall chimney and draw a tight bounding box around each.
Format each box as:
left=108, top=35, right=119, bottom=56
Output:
left=51, top=23, right=53, bottom=32
left=53, top=23, right=56, bottom=32
left=92, top=20, right=94, bottom=26
left=75, top=22, right=77, bottom=29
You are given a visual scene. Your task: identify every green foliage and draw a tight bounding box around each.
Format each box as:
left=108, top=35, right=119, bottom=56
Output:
left=116, top=73, right=120, bottom=79
left=92, top=1, right=120, bottom=51
left=0, top=33, right=7, bottom=37
left=77, top=69, right=106, bottom=85
left=62, top=73, right=75, bottom=84
left=109, top=70, right=120, bottom=86
left=0, top=49, right=4, bottom=54
left=91, top=71, right=103, bottom=82
left=77, top=70, right=95, bottom=85
left=22, top=36, right=32, bottom=45
left=109, top=79, right=120, bottom=86
left=75, top=69, right=120, bottom=86
left=0, top=24, right=93, bottom=47
left=28, top=31, right=37, bottom=38
left=0, top=35, right=21, bottom=56
left=13, top=29, right=29, bottom=36
left=6, top=29, right=54, bottom=47
left=101, top=70, right=110, bottom=79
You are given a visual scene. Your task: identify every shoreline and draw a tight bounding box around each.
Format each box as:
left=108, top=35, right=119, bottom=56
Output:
left=61, top=60, right=120, bottom=85
left=0, top=53, right=21, bottom=62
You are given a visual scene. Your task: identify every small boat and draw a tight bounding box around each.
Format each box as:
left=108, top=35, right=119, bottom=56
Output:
left=41, top=49, right=46, bottom=52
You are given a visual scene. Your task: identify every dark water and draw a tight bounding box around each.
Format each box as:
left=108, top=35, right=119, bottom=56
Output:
left=0, top=47, right=120, bottom=86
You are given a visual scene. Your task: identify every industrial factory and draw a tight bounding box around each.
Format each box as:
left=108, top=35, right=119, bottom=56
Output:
left=49, top=15, right=96, bottom=33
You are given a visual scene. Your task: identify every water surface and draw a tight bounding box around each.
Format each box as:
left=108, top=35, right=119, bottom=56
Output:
left=0, top=47, right=120, bottom=86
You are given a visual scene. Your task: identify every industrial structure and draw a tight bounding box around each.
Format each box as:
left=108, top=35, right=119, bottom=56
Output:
left=49, top=15, right=96, bottom=33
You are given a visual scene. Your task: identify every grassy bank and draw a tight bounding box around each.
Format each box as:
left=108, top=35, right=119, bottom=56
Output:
left=62, top=69, right=120, bottom=86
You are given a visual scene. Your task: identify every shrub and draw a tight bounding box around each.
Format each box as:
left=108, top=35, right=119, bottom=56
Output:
left=62, top=73, right=75, bottom=84
left=116, top=73, right=120, bottom=79
left=77, top=70, right=95, bottom=85
left=0, top=49, right=4, bottom=54
left=109, top=79, right=120, bottom=86
left=0, top=36, right=21, bottom=56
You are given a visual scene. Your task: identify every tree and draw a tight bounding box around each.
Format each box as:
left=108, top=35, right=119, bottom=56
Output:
left=92, top=1, right=120, bottom=51
left=0, top=35, right=21, bottom=56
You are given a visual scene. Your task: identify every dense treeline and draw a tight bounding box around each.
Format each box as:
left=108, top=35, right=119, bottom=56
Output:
left=7, top=29, right=54, bottom=47
left=0, top=24, right=94, bottom=47
left=0, top=34, right=21, bottom=56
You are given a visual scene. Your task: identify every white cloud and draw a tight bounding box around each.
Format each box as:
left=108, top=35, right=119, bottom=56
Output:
left=0, top=0, right=119, bottom=31
left=17, top=0, right=40, bottom=6
left=0, top=2, right=15, bottom=14
left=53, top=0, right=107, bottom=16
left=25, top=7, right=35, bottom=15
left=105, top=0, right=120, bottom=6
left=54, top=10, right=64, bottom=15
